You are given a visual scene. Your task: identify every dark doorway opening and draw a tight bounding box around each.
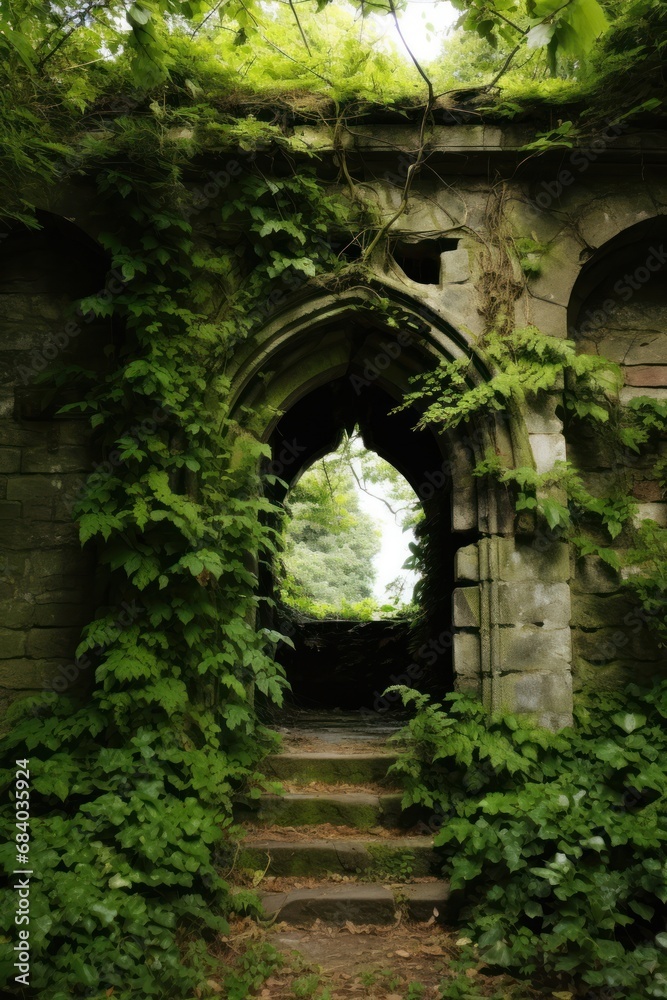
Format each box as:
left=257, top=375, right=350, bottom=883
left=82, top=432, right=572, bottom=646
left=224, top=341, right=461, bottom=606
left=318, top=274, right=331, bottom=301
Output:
left=260, top=375, right=459, bottom=713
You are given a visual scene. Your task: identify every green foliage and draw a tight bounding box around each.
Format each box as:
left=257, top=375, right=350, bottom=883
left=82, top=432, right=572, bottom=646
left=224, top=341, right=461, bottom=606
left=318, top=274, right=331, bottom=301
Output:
left=0, top=2, right=663, bottom=996
left=389, top=684, right=667, bottom=998
left=220, top=940, right=284, bottom=998
left=512, top=237, right=549, bottom=276
left=397, top=324, right=655, bottom=566
left=280, top=434, right=419, bottom=615
left=282, top=452, right=381, bottom=606
left=398, top=326, right=621, bottom=435
left=0, top=107, right=358, bottom=996
left=451, top=0, right=608, bottom=72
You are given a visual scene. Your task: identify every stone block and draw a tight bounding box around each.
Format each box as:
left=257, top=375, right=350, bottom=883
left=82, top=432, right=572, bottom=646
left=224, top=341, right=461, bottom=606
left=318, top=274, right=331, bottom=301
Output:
left=6, top=475, right=63, bottom=502
left=570, top=593, right=634, bottom=628
left=497, top=582, right=571, bottom=627
left=403, top=882, right=451, bottom=922
left=455, top=675, right=482, bottom=697
left=530, top=433, right=567, bottom=474
left=28, top=549, right=89, bottom=580
left=34, top=588, right=88, bottom=604
left=619, top=333, right=667, bottom=366
left=453, top=631, right=482, bottom=676
left=441, top=248, right=470, bottom=284
left=451, top=487, right=477, bottom=531
left=0, top=501, right=21, bottom=519
left=0, top=659, right=65, bottom=689
left=1, top=520, right=79, bottom=550
left=32, top=603, right=87, bottom=627
left=454, top=544, right=479, bottom=582
left=572, top=626, right=661, bottom=663
left=620, top=386, right=667, bottom=404
left=499, top=625, right=571, bottom=673
left=632, top=480, right=664, bottom=502
left=0, top=448, right=20, bottom=473
left=21, top=503, right=53, bottom=521
left=260, top=884, right=396, bottom=926
left=624, top=366, right=667, bottom=387
left=572, top=554, right=621, bottom=594
left=26, top=627, right=80, bottom=659
left=261, top=752, right=398, bottom=786
left=499, top=670, right=573, bottom=724
left=572, top=655, right=657, bottom=693
left=633, top=502, right=667, bottom=527
left=0, top=423, right=46, bottom=448
left=519, top=296, right=567, bottom=339
left=496, top=539, right=570, bottom=583
left=0, top=601, right=34, bottom=628
left=0, top=628, right=27, bottom=658
left=21, top=446, right=89, bottom=473
left=240, top=792, right=402, bottom=831
left=523, top=396, right=563, bottom=434
left=452, top=587, right=480, bottom=628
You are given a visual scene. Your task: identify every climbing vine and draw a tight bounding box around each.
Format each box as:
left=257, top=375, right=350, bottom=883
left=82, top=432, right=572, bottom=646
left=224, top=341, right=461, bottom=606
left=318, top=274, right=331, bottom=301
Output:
left=0, top=110, right=363, bottom=996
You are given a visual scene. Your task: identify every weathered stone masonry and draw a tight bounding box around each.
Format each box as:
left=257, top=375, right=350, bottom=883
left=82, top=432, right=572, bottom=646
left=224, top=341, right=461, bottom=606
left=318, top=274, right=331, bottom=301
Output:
left=1, top=119, right=666, bottom=727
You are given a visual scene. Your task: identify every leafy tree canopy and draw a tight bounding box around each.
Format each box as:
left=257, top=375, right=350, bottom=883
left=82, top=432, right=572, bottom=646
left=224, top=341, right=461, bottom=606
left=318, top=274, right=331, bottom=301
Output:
left=0, top=0, right=664, bottom=113
left=281, top=432, right=420, bottom=615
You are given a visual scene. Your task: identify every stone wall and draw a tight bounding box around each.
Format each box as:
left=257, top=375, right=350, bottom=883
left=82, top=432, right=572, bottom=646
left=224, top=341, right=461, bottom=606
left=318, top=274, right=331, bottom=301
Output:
left=1, top=126, right=666, bottom=726
left=0, top=216, right=111, bottom=717
left=566, top=224, right=667, bottom=690
left=452, top=538, right=573, bottom=729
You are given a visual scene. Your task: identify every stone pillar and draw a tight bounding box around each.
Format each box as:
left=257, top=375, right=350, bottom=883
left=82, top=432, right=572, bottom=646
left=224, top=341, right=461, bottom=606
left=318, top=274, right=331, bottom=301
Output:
left=452, top=537, right=573, bottom=729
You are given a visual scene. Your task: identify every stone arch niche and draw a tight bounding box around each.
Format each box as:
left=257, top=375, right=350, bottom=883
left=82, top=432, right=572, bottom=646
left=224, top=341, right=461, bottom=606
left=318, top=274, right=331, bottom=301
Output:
left=566, top=218, right=667, bottom=692
left=0, top=212, right=114, bottom=716
left=229, top=287, right=574, bottom=727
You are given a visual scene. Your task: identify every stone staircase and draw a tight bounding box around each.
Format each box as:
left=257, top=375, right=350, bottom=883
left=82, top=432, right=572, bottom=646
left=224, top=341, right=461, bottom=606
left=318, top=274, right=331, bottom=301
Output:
left=234, top=711, right=451, bottom=926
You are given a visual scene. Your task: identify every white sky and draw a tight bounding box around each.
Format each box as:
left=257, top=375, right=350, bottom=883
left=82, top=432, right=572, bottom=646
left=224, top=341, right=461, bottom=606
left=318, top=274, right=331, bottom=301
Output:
left=358, top=486, right=419, bottom=602
left=377, top=0, right=459, bottom=63
left=350, top=457, right=420, bottom=604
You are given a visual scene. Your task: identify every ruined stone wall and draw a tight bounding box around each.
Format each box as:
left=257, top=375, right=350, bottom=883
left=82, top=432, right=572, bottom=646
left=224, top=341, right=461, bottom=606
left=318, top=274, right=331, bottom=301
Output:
left=567, top=227, right=667, bottom=691
left=0, top=218, right=111, bottom=717
left=1, top=126, right=666, bottom=725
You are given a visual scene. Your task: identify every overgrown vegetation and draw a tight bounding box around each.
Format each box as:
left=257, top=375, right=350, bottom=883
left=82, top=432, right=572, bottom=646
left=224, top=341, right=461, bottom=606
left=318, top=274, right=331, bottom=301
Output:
left=0, top=109, right=361, bottom=996
left=0, top=0, right=665, bottom=997
left=389, top=684, right=667, bottom=998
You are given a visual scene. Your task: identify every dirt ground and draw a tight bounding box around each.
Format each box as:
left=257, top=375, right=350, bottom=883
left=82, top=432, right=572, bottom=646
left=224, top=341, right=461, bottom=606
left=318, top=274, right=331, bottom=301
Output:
left=239, top=822, right=429, bottom=841
left=214, top=917, right=565, bottom=1000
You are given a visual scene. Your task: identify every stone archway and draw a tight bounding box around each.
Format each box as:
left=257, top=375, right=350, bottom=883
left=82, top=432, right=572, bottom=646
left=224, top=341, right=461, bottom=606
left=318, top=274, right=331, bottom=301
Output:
left=229, top=286, right=574, bottom=728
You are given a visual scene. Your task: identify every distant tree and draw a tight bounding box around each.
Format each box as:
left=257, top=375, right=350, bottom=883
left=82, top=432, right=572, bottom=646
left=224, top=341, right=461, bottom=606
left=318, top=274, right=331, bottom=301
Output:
left=282, top=445, right=381, bottom=605
left=281, top=431, right=422, bottom=611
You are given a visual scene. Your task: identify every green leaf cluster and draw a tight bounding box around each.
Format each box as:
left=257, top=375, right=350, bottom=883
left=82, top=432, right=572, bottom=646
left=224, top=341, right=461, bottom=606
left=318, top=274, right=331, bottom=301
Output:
left=389, top=682, right=667, bottom=997
left=0, top=103, right=359, bottom=996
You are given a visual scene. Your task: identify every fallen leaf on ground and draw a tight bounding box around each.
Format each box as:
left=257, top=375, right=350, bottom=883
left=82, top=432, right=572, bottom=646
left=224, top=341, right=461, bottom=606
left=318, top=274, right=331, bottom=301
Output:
left=419, top=944, right=444, bottom=955
left=395, top=949, right=410, bottom=958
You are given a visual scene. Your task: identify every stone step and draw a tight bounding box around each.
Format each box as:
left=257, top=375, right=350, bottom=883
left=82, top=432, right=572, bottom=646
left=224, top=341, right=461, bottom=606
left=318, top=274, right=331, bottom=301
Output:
left=237, top=835, right=437, bottom=877
left=236, top=792, right=404, bottom=830
left=259, top=881, right=451, bottom=926
left=261, top=751, right=398, bottom=786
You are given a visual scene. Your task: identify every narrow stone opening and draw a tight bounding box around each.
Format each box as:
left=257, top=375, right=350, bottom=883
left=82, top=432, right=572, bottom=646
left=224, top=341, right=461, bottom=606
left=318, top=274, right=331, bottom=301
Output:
left=390, top=237, right=459, bottom=285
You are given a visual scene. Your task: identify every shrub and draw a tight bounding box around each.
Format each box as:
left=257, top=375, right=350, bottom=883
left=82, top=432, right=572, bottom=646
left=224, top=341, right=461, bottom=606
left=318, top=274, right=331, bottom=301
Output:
left=388, top=683, right=667, bottom=998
